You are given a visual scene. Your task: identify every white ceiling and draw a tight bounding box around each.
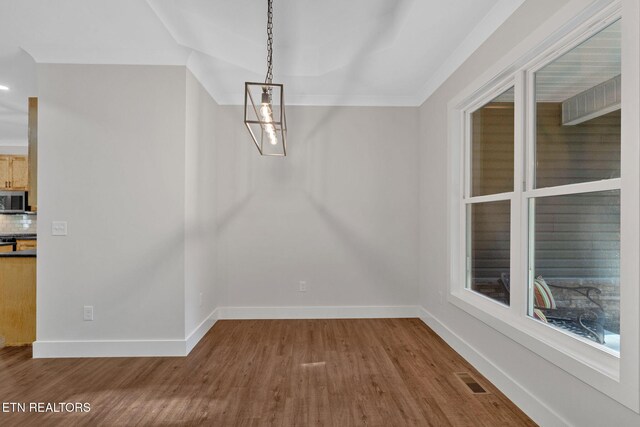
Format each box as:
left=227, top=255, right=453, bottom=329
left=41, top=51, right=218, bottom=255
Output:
left=150, top=0, right=525, bottom=105
left=0, top=48, right=36, bottom=145
left=0, top=0, right=526, bottom=144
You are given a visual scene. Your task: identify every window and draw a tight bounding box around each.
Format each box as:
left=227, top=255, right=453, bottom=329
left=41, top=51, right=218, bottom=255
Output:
left=466, top=87, right=514, bottom=305
left=528, top=20, right=621, bottom=351
left=448, top=3, right=639, bottom=410
left=461, top=20, right=621, bottom=350
left=528, top=191, right=620, bottom=350
left=471, top=87, right=515, bottom=197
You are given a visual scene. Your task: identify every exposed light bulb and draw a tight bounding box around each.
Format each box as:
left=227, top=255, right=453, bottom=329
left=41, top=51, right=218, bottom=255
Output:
left=0, top=85, right=9, bottom=91
left=260, top=95, right=278, bottom=145
left=260, top=104, right=272, bottom=122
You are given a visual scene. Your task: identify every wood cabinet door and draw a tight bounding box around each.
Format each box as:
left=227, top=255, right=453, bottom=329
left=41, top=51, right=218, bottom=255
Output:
left=0, top=156, right=10, bottom=190
left=10, top=156, right=28, bottom=190
left=16, top=240, right=36, bottom=251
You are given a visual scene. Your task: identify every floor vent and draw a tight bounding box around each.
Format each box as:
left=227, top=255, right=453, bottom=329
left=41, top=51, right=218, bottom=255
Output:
left=455, top=372, right=488, bottom=394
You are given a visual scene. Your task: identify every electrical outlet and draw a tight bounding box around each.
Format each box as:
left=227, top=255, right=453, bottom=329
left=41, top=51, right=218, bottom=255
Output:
left=52, top=221, right=68, bottom=236
left=83, top=306, right=94, bottom=321
left=298, top=281, right=307, bottom=292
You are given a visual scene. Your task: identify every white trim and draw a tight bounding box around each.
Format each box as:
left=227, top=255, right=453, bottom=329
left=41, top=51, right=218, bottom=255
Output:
left=418, top=307, right=570, bottom=427
left=185, top=308, right=220, bottom=355
left=466, top=78, right=516, bottom=115
left=523, top=10, right=622, bottom=77
left=31, top=306, right=415, bottom=358
left=450, top=0, right=621, bottom=113
left=513, top=70, right=527, bottom=320
left=525, top=178, right=621, bottom=198
left=465, top=192, right=513, bottom=204
left=217, top=305, right=419, bottom=320
left=523, top=178, right=622, bottom=199
left=448, top=290, right=622, bottom=374
left=618, top=0, right=640, bottom=412
left=32, top=339, right=188, bottom=359
left=34, top=308, right=220, bottom=358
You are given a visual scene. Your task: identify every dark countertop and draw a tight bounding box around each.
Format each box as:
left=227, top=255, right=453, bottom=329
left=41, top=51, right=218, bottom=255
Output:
left=0, top=249, right=36, bottom=257
left=0, top=234, right=36, bottom=240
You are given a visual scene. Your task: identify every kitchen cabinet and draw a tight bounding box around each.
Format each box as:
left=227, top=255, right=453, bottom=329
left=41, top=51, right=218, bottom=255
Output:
left=0, top=245, right=13, bottom=253
left=0, top=256, right=36, bottom=346
left=10, top=157, right=28, bottom=189
left=0, top=155, right=29, bottom=190
left=0, top=156, right=9, bottom=189
left=16, top=239, right=36, bottom=252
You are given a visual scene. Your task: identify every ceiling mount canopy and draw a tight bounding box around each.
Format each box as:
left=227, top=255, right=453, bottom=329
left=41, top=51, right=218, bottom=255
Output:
left=244, top=0, right=287, bottom=157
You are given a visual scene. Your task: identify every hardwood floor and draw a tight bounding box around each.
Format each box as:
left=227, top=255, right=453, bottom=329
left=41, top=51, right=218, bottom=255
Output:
left=0, top=319, right=536, bottom=426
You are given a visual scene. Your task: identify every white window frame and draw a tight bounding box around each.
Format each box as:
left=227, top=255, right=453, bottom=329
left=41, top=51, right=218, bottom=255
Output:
left=447, top=0, right=640, bottom=412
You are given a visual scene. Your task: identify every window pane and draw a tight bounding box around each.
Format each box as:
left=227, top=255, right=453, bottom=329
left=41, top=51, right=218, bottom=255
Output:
left=528, top=190, right=620, bottom=351
left=471, top=87, right=514, bottom=196
left=467, top=201, right=510, bottom=305
left=534, top=20, right=621, bottom=189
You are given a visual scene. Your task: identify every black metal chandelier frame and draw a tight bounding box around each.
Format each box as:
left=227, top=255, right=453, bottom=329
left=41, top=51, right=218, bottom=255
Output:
left=244, top=0, right=287, bottom=157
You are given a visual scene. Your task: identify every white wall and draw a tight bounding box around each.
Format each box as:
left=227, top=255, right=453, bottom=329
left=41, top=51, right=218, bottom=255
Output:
left=0, top=144, right=28, bottom=155
left=419, top=0, right=640, bottom=425
left=215, top=106, right=419, bottom=315
left=32, top=63, right=419, bottom=356
left=35, top=64, right=188, bottom=354
left=184, top=70, right=218, bottom=338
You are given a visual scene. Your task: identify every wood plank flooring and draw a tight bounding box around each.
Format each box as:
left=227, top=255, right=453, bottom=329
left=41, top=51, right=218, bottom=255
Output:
left=0, top=319, right=536, bottom=426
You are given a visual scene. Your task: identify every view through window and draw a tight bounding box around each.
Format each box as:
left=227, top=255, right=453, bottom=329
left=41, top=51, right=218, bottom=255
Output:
left=466, top=87, right=514, bottom=306
left=529, top=20, right=621, bottom=351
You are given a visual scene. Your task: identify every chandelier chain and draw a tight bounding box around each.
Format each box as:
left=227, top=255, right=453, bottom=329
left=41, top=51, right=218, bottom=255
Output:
left=265, top=0, right=274, bottom=85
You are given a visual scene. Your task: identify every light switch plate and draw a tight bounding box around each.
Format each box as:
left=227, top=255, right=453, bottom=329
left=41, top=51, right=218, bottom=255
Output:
left=52, top=221, right=68, bottom=236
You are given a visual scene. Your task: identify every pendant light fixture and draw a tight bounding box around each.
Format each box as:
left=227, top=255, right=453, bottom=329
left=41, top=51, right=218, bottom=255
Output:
left=244, top=0, right=287, bottom=156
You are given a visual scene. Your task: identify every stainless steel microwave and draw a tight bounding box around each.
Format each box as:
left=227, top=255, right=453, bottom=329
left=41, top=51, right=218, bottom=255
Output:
left=0, top=191, right=27, bottom=213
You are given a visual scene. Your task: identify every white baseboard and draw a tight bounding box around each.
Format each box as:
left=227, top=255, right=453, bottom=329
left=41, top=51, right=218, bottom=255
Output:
left=33, top=308, right=220, bottom=359
left=32, top=339, right=187, bottom=358
left=217, top=305, right=419, bottom=320
left=418, top=307, right=569, bottom=427
left=185, top=308, right=219, bottom=354
left=32, top=306, right=414, bottom=358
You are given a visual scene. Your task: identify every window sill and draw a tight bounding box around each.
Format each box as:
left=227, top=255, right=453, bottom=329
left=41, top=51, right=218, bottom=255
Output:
left=447, top=288, right=639, bottom=411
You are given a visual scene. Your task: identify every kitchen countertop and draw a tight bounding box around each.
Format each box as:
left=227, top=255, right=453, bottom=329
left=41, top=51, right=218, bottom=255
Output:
left=0, top=249, right=36, bottom=257
left=0, top=234, right=36, bottom=240
left=0, top=242, right=14, bottom=246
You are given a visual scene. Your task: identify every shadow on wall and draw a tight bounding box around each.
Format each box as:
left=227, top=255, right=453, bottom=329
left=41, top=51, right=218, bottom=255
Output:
left=304, top=194, right=405, bottom=293
left=214, top=107, right=257, bottom=233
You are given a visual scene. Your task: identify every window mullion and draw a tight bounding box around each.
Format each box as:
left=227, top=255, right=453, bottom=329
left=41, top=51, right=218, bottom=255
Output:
left=463, top=111, right=471, bottom=199
left=510, top=71, right=526, bottom=320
